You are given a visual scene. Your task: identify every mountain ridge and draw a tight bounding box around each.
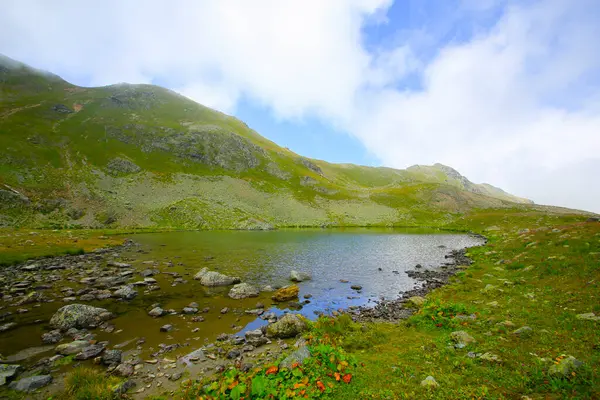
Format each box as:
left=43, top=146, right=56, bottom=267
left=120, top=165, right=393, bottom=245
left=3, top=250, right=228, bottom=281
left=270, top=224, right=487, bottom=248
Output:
left=2, top=55, right=585, bottom=230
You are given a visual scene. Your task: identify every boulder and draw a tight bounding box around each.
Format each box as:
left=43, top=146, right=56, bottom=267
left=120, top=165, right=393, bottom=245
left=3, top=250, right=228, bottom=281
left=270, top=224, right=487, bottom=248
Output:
left=50, top=304, right=113, bottom=330
left=549, top=355, right=583, bottom=377
left=229, top=283, right=260, bottom=299
left=280, top=345, right=311, bottom=369
left=9, top=375, right=52, bottom=392
left=113, top=285, right=137, bottom=300
left=271, top=285, right=299, bottom=302
left=56, top=340, right=89, bottom=355
left=101, top=349, right=123, bottom=366
left=41, top=330, right=63, bottom=344
left=266, top=314, right=308, bottom=338
left=75, top=343, right=106, bottom=360
left=290, top=270, right=312, bottom=282
left=113, top=363, right=134, bottom=377
left=194, top=268, right=241, bottom=287
left=0, top=364, right=22, bottom=386
left=245, top=329, right=268, bottom=347
left=148, top=307, right=166, bottom=317
left=182, top=307, right=198, bottom=314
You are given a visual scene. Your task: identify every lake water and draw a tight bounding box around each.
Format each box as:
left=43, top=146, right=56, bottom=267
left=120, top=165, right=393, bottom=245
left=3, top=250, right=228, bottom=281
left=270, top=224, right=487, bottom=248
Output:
left=0, top=228, right=483, bottom=365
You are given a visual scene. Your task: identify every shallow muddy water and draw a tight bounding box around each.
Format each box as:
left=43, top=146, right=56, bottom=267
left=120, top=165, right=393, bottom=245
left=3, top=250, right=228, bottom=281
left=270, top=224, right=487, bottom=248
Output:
left=0, top=228, right=483, bottom=369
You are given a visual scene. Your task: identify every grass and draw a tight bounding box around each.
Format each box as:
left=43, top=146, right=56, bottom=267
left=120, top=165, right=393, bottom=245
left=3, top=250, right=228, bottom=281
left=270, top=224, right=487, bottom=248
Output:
left=0, top=229, right=124, bottom=266
left=57, top=367, right=124, bottom=400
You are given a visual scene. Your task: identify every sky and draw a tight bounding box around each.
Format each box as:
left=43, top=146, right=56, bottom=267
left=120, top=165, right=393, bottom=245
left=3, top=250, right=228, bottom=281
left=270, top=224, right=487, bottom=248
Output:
left=1, top=0, right=599, bottom=213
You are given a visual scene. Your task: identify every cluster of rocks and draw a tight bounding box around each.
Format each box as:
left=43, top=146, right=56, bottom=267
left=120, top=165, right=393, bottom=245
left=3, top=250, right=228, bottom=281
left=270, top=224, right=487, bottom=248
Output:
left=349, top=248, right=477, bottom=323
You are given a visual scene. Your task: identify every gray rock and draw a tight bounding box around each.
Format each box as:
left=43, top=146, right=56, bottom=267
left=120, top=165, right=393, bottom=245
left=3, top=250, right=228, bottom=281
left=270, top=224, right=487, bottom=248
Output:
left=49, top=304, right=113, bottom=330
left=280, top=345, right=311, bottom=369
left=113, top=285, right=137, bottom=300
left=227, top=349, right=241, bottom=359
left=169, top=372, right=183, bottom=381
left=194, top=268, right=241, bottom=287
left=351, top=285, right=362, bottom=291
left=513, top=326, right=533, bottom=338
left=228, top=283, right=260, bottom=299
left=107, top=261, right=131, bottom=268
left=179, top=349, right=206, bottom=366
left=112, top=379, right=136, bottom=395
left=101, top=349, right=122, bottom=366
left=148, top=307, right=166, bottom=317
left=113, top=363, right=134, bottom=377
left=75, top=343, right=105, bottom=360
left=0, top=364, right=22, bottom=386
left=56, top=340, right=89, bottom=355
left=160, top=324, right=173, bottom=332
left=0, top=322, right=17, bottom=333
left=9, top=375, right=52, bottom=392
left=182, top=307, right=198, bottom=314
left=290, top=270, right=312, bottom=282
left=42, top=330, right=63, bottom=344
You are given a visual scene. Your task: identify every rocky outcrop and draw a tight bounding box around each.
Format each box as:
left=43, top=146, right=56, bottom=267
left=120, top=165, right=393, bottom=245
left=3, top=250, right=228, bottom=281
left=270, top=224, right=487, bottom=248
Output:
left=228, top=283, right=260, bottom=299
left=194, top=268, right=241, bottom=286
left=49, top=304, right=114, bottom=330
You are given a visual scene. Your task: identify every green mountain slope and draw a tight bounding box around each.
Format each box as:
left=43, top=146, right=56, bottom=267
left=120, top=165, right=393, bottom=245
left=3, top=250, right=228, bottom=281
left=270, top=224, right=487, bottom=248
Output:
left=0, top=55, right=576, bottom=229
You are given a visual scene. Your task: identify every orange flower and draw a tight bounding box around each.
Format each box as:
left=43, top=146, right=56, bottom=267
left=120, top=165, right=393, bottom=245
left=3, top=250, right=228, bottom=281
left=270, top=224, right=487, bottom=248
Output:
left=342, top=374, right=352, bottom=384
left=293, top=383, right=305, bottom=389
left=227, top=381, right=238, bottom=390
left=316, top=381, right=326, bottom=392
left=334, top=372, right=341, bottom=381
left=265, top=366, right=278, bottom=375
left=292, top=362, right=300, bottom=369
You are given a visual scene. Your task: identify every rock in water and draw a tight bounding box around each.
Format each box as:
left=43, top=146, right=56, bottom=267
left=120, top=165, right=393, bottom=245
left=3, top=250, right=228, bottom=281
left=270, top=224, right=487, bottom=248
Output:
left=9, top=375, right=52, bottom=392
left=290, top=270, right=312, bottom=282
left=75, top=344, right=106, bottom=360
left=229, top=283, right=260, bottom=299
left=49, top=304, right=113, bottom=330
left=101, top=349, right=123, bottom=366
left=194, top=268, right=241, bottom=287
left=56, top=340, right=89, bottom=355
left=271, top=285, right=299, bottom=302
left=148, top=307, right=166, bottom=317
left=266, top=314, right=308, bottom=338
left=113, top=285, right=137, bottom=300
left=0, top=364, right=22, bottom=386
left=280, top=346, right=311, bottom=369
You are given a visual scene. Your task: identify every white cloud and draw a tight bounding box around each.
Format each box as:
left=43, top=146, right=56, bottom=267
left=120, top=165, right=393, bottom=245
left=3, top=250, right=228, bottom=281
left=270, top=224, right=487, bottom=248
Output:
left=1, top=0, right=599, bottom=212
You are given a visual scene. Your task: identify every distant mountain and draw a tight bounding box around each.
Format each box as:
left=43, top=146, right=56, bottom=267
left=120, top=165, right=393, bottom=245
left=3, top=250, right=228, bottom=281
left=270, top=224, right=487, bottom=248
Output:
left=0, top=55, right=549, bottom=229
left=406, top=164, right=533, bottom=204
